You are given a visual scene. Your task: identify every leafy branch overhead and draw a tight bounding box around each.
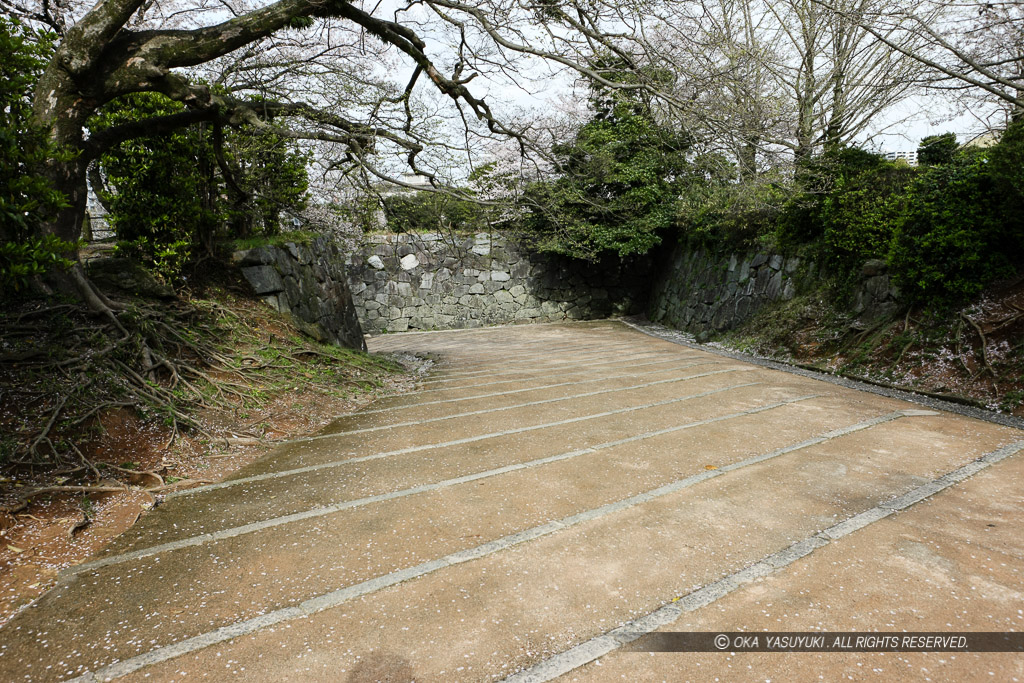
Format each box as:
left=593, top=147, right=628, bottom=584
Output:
left=88, top=92, right=311, bottom=278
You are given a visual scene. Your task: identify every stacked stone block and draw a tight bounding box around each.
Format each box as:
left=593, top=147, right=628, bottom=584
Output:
left=234, top=236, right=366, bottom=350
left=346, top=232, right=649, bottom=333
left=649, top=245, right=901, bottom=336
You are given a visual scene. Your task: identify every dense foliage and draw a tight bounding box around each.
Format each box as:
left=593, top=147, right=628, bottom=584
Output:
left=819, top=152, right=915, bottom=267
left=917, top=133, right=959, bottom=166
left=225, top=121, right=310, bottom=238
left=889, top=143, right=1023, bottom=305
left=673, top=129, right=1024, bottom=307
left=89, top=93, right=309, bottom=281
left=0, top=18, right=73, bottom=290
left=90, top=94, right=221, bottom=277
left=519, top=72, right=692, bottom=260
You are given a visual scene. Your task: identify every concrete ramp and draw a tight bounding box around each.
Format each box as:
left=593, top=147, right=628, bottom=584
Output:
left=1, top=321, right=1021, bottom=681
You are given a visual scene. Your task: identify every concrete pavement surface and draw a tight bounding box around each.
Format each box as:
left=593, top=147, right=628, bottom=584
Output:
left=1, top=320, right=1021, bottom=682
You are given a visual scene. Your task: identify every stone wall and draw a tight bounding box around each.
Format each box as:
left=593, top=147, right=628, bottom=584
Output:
left=346, top=232, right=650, bottom=333
left=233, top=237, right=366, bottom=350
left=648, top=243, right=901, bottom=336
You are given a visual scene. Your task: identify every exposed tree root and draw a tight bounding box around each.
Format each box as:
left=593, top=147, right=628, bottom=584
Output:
left=961, top=311, right=997, bottom=384
left=0, top=477, right=216, bottom=516
left=1, top=268, right=403, bottom=520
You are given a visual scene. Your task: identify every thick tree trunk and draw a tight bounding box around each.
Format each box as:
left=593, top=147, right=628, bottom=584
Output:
left=30, top=58, right=121, bottom=308
left=32, top=63, right=95, bottom=250
left=795, top=51, right=816, bottom=166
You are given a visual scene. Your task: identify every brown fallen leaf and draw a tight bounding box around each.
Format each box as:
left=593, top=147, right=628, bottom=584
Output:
left=704, top=465, right=718, bottom=470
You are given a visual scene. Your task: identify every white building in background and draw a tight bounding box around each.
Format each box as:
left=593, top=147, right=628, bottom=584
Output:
left=882, top=150, right=918, bottom=166
left=84, top=180, right=112, bottom=240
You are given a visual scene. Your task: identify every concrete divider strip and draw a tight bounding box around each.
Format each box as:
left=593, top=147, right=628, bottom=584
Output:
left=407, top=355, right=703, bottom=395
left=414, top=343, right=660, bottom=379
left=169, top=368, right=751, bottom=499
left=363, top=360, right=713, bottom=409
left=407, top=342, right=647, bottom=378
left=68, top=407, right=941, bottom=683
left=500, top=437, right=1024, bottom=683
left=72, top=383, right=791, bottom=576
left=328, top=367, right=736, bottom=436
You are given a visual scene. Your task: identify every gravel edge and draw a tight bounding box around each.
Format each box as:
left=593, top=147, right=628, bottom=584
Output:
left=619, top=316, right=1024, bottom=431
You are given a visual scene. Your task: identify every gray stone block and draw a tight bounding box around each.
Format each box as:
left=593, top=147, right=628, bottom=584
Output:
left=242, top=265, right=285, bottom=294
left=540, top=300, right=561, bottom=314
left=865, top=274, right=890, bottom=299
left=471, top=235, right=490, bottom=256
left=515, top=308, right=543, bottom=319
left=232, top=246, right=276, bottom=267
left=782, top=279, right=796, bottom=300
left=766, top=270, right=783, bottom=299
left=861, top=259, right=887, bottom=277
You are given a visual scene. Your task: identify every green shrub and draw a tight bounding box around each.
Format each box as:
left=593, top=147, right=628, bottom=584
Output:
left=0, top=18, right=66, bottom=245
left=987, top=121, right=1024, bottom=215
left=889, top=149, right=1018, bottom=305
left=0, top=235, right=76, bottom=292
left=821, top=161, right=915, bottom=266
left=91, top=93, right=310, bottom=280
left=679, top=174, right=788, bottom=250
left=92, top=93, right=221, bottom=278
left=774, top=147, right=890, bottom=248
left=918, top=133, right=958, bottom=166
left=0, top=18, right=73, bottom=291
left=519, top=66, right=691, bottom=259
